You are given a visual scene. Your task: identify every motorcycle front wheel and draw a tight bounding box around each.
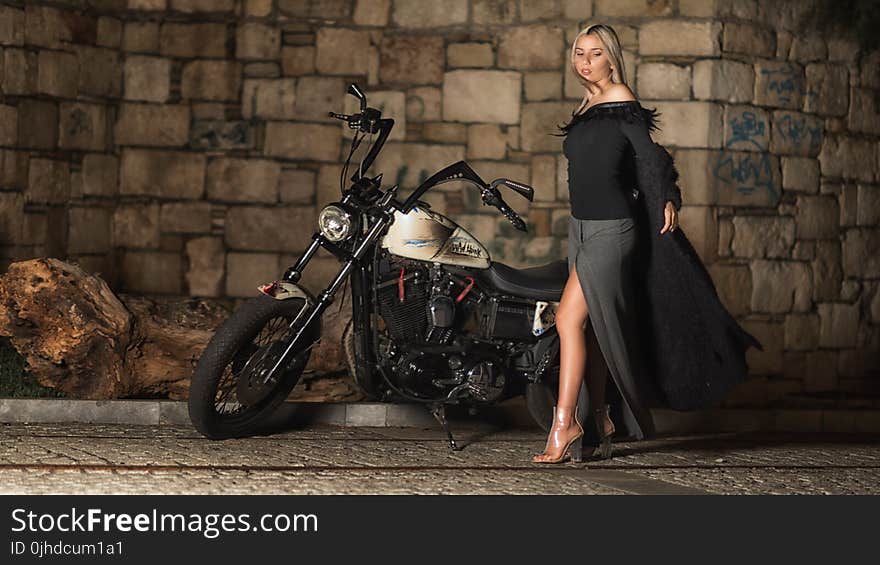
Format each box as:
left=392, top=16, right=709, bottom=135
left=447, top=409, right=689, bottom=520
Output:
left=188, top=294, right=319, bottom=439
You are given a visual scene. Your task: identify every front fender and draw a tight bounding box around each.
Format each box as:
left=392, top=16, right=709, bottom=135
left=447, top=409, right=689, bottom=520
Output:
left=257, top=280, right=314, bottom=304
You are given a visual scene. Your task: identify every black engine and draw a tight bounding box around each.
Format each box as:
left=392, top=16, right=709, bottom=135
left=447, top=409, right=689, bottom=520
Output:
left=373, top=252, right=547, bottom=403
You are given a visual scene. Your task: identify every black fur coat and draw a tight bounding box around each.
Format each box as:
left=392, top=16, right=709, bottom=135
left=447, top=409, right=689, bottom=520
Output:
left=630, top=139, right=764, bottom=411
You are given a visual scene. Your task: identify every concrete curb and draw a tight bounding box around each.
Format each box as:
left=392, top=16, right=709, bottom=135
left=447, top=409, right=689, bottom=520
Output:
left=1, top=398, right=879, bottom=433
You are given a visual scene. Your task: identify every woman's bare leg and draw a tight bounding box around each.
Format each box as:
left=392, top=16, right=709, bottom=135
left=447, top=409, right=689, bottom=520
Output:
left=532, top=265, right=589, bottom=462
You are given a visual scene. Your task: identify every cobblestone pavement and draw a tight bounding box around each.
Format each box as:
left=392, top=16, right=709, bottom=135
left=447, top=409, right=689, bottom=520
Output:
left=1, top=423, right=878, bottom=494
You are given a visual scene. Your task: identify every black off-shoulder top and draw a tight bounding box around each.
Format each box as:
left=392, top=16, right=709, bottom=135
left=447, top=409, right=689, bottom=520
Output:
left=555, top=100, right=661, bottom=220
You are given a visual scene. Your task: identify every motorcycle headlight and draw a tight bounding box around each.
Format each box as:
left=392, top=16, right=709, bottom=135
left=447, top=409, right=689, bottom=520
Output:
left=318, top=204, right=353, bottom=242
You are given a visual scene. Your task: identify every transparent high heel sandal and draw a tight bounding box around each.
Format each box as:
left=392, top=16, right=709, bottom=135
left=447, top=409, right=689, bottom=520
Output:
left=532, top=405, right=584, bottom=464
left=591, top=404, right=616, bottom=460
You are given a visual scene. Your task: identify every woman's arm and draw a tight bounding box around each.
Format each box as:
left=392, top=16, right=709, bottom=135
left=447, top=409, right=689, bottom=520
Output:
left=619, top=117, right=683, bottom=212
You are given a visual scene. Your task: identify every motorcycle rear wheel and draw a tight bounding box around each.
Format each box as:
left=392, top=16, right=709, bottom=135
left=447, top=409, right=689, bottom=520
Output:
left=188, top=294, right=319, bottom=439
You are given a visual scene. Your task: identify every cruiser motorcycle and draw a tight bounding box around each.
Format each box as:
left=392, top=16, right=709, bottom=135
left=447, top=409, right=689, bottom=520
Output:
left=188, top=83, right=574, bottom=449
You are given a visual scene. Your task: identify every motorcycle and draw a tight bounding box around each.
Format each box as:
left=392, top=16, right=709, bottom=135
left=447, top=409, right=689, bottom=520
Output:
left=187, top=83, right=572, bottom=449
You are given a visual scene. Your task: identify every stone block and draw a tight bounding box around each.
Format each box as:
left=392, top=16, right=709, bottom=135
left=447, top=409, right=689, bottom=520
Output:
left=369, top=143, right=464, bottom=191
left=0, top=104, right=16, bottom=146
left=753, top=60, right=805, bottom=109
left=190, top=121, right=255, bottom=151
left=731, top=216, right=794, bottom=258
left=784, top=313, right=819, bottom=351
left=77, top=46, right=122, bottom=98
left=206, top=158, right=280, bottom=203
left=448, top=43, right=494, bottom=68
left=467, top=124, right=508, bottom=160
left=595, top=0, right=671, bottom=16
left=281, top=46, right=315, bottom=76
left=812, top=240, right=842, bottom=301
left=639, top=20, right=721, bottom=56
left=722, top=22, right=775, bottom=57
left=186, top=237, right=224, bottom=297
left=160, top=202, right=212, bottom=233
left=795, top=195, right=839, bottom=240
left=82, top=154, right=118, bottom=196
left=523, top=72, right=561, bottom=101
left=472, top=0, right=517, bottom=25
left=804, top=64, right=848, bottom=116
left=242, top=79, right=296, bottom=119
left=26, top=158, right=69, bottom=204
left=124, top=56, right=170, bottom=102
left=722, top=105, right=769, bottom=151
left=647, top=101, right=724, bottom=148
left=847, top=88, right=880, bottom=136
left=781, top=157, right=819, bottom=193
left=122, top=21, right=158, bottom=52
left=160, top=23, right=227, bottom=58
left=818, top=302, right=859, bottom=349
left=68, top=207, right=111, bottom=254
left=636, top=63, right=690, bottom=100
left=421, top=122, right=467, bottom=144
left=170, top=0, right=234, bottom=12
left=693, top=59, right=754, bottom=103
left=498, top=25, right=564, bottom=70
left=391, top=0, right=467, bottom=27
left=769, top=110, right=823, bottom=157
left=24, top=5, right=72, bottom=48
left=225, top=252, right=280, bottom=298
left=120, top=149, right=205, bottom=199
left=121, top=251, right=182, bottom=294
left=17, top=100, right=57, bottom=150
left=316, top=27, right=372, bottom=75
left=406, top=87, right=442, bottom=122
left=379, top=35, right=444, bottom=85
left=711, top=150, right=781, bottom=206
left=38, top=50, right=77, bottom=97
left=237, top=22, right=280, bottom=60
left=708, top=262, right=752, bottom=317
left=0, top=192, right=24, bottom=245
left=518, top=101, right=570, bottom=152
left=225, top=205, right=315, bottom=253
left=751, top=259, right=812, bottom=313
left=96, top=16, right=122, bottom=48
left=264, top=122, right=341, bottom=161
left=294, top=76, right=346, bottom=120
left=0, top=150, right=29, bottom=190
left=3, top=49, right=37, bottom=95
left=0, top=5, right=25, bottom=46
left=279, top=169, right=315, bottom=204
left=443, top=70, right=522, bottom=124
left=113, top=202, right=160, bottom=248
left=353, top=0, right=390, bottom=26
left=817, top=136, right=876, bottom=183
left=181, top=61, right=241, bottom=102
left=530, top=154, right=556, bottom=203
left=59, top=103, right=107, bottom=151
left=115, top=103, right=190, bottom=147
left=842, top=229, right=880, bottom=279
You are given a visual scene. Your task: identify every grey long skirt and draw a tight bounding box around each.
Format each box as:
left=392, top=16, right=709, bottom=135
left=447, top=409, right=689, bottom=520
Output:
left=567, top=214, right=656, bottom=442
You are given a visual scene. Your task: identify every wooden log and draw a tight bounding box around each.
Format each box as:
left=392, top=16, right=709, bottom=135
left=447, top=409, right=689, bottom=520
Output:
left=0, top=258, right=359, bottom=401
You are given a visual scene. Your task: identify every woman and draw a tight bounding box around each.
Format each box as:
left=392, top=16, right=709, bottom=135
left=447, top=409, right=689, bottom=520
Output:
left=531, top=24, right=679, bottom=464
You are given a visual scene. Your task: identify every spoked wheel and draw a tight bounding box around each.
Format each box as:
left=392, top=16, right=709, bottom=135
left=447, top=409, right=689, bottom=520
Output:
left=188, top=294, right=320, bottom=439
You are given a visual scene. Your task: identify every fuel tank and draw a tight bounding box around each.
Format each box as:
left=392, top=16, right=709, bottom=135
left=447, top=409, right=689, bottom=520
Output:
left=380, top=203, right=490, bottom=269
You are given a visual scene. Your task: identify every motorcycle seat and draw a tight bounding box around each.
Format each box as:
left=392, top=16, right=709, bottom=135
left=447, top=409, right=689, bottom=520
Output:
left=476, top=259, right=569, bottom=301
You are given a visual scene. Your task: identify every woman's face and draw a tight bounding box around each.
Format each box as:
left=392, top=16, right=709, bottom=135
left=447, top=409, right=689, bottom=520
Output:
left=574, top=34, right=612, bottom=83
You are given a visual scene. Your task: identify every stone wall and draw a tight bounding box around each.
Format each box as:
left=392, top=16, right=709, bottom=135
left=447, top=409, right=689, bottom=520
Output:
left=0, top=0, right=878, bottom=407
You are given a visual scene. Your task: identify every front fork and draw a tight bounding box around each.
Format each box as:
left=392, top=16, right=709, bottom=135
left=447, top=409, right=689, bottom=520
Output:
left=257, top=208, right=394, bottom=387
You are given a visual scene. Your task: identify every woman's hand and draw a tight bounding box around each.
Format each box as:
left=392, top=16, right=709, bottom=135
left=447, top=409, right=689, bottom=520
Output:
left=660, top=201, right=679, bottom=234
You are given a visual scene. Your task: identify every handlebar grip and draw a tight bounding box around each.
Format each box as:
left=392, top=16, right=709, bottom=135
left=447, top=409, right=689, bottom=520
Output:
left=501, top=179, right=534, bottom=202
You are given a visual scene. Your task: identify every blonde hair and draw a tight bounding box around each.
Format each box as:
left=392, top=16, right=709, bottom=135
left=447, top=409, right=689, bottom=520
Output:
left=569, top=24, right=628, bottom=118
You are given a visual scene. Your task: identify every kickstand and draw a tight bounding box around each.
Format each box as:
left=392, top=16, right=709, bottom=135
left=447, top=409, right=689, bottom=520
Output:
left=429, top=403, right=459, bottom=451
